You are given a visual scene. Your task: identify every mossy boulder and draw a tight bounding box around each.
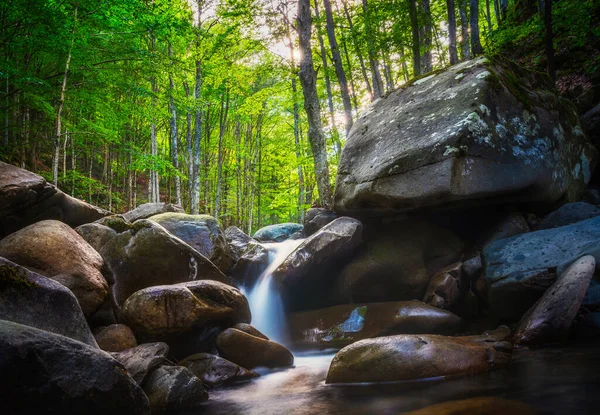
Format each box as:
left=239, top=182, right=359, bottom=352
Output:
left=123, top=202, right=184, bottom=223
left=334, top=57, right=596, bottom=216
left=252, top=223, right=303, bottom=242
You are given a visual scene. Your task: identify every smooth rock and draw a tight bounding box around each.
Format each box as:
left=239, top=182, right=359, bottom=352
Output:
left=95, top=324, right=137, bottom=352
left=462, top=255, right=483, bottom=280
left=142, top=365, right=208, bottom=411
left=253, top=223, right=303, bottom=242
left=216, top=328, right=294, bottom=369
left=232, top=323, right=269, bottom=340
left=0, top=220, right=107, bottom=316
left=180, top=353, right=259, bottom=386
left=123, top=202, right=184, bottom=222
left=225, top=226, right=256, bottom=264
left=326, top=328, right=512, bottom=384
left=149, top=212, right=232, bottom=272
left=303, top=208, right=337, bottom=236
left=334, top=58, right=595, bottom=216
left=0, top=257, right=97, bottom=347
left=535, top=202, right=600, bottom=230
left=230, top=242, right=270, bottom=287
left=479, top=212, right=530, bottom=248
left=513, top=255, right=596, bottom=346
left=289, top=300, right=462, bottom=348
left=111, top=342, right=170, bottom=385
left=0, top=320, right=149, bottom=414
left=423, top=262, right=463, bottom=310
left=75, top=222, right=117, bottom=252
left=405, top=397, right=538, bottom=415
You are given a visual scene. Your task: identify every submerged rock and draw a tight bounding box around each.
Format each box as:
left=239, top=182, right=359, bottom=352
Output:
left=513, top=255, right=595, bottom=346
left=123, top=202, right=184, bottom=223
left=142, top=365, right=208, bottom=411
left=253, top=223, right=303, bottom=242
left=405, top=397, right=538, bottom=415
left=94, top=324, right=137, bottom=352
left=0, top=257, right=97, bottom=347
left=0, top=320, right=149, bottom=414
left=180, top=353, right=259, bottom=386
left=216, top=328, right=294, bottom=369
left=289, top=300, right=462, bottom=348
left=0, top=220, right=107, bottom=316
left=111, top=342, right=170, bottom=385
left=303, top=208, right=337, bottom=236
left=326, top=328, right=512, bottom=384
left=334, top=58, right=596, bottom=216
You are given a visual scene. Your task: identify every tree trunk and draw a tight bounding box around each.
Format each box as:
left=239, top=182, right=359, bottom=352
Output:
left=544, top=0, right=555, bottom=81
left=486, top=0, right=493, bottom=31
left=215, top=89, right=229, bottom=219
left=297, top=0, right=333, bottom=208
left=420, top=0, right=433, bottom=73
left=493, top=0, right=501, bottom=24
left=362, top=0, right=384, bottom=98
left=458, top=0, right=471, bottom=60
left=408, top=0, right=421, bottom=76
left=447, top=0, right=459, bottom=64
left=312, top=0, right=336, bottom=131
left=470, top=0, right=484, bottom=55
left=168, top=43, right=182, bottom=206
left=191, top=1, right=205, bottom=215
left=341, top=0, right=373, bottom=101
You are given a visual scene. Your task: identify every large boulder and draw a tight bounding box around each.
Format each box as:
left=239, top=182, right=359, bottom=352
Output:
left=149, top=212, right=232, bottom=272
left=253, top=223, right=303, bottom=242
left=513, top=255, right=595, bottom=346
left=94, top=324, right=137, bottom=352
left=0, top=320, right=149, bottom=414
left=122, top=280, right=250, bottom=358
left=325, top=328, right=512, bottom=384
left=111, top=342, right=170, bottom=385
left=123, top=202, right=184, bottom=223
left=224, top=226, right=256, bottom=263
left=289, top=300, right=462, bottom=348
left=535, top=202, right=600, bottom=230
left=0, top=162, right=109, bottom=237
left=334, top=58, right=596, bottom=216
left=179, top=353, right=258, bottom=386
left=303, top=208, right=337, bottom=236
left=95, top=220, right=228, bottom=312
left=484, top=216, right=600, bottom=319
left=142, top=365, right=207, bottom=411
left=216, top=328, right=294, bottom=369
left=0, top=257, right=97, bottom=347
left=0, top=220, right=107, bottom=316
left=335, top=219, right=462, bottom=304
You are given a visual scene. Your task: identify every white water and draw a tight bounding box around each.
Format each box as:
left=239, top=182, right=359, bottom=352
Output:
left=243, top=238, right=305, bottom=345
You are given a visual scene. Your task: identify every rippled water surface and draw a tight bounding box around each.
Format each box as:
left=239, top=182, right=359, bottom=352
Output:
left=193, top=343, right=600, bottom=415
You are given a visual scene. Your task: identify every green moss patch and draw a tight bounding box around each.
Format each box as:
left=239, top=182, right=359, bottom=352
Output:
left=0, top=265, right=38, bottom=290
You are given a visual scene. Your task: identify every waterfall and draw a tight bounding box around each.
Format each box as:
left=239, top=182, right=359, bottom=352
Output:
left=244, top=238, right=305, bottom=345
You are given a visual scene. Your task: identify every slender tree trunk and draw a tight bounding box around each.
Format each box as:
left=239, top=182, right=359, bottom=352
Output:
left=420, top=0, right=433, bottom=73
left=191, top=1, right=205, bottom=215
left=168, top=43, right=182, bottom=206
left=408, top=0, right=421, bottom=76
left=544, top=0, right=555, bottom=81
left=297, top=0, right=333, bottom=208
left=470, top=0, right=484, bottom=55
left=184, top=81, right=193, bottom=210
left=459, top=0, right=471, bottom=60
left=312, top=0, right=336, bottom=131
left=215, top=89, right=229, bottom=218
left=341, top=0, right=373, bottom=100
left=493, top=0, right=501, bottom=24
left=362, top=0, right=384, bottom=98
left=447, top=0, right=459, bottom=64
left=150, top=74, right=159, bottom=203
left=500, top=0, right=508, bottom=20
left=485, top=0, right=493, bottom=31
left=4, top=78, right=8, bottom=149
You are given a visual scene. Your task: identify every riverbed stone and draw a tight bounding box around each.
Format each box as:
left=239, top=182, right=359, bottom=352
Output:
left=513, top=255, right=596, bottom=346
left=304, top=208, right=337, bottom=236
left=180, top=353, right=259, bottom=386
left=225, top=226, right=256, bottom=263
left=75, top=222, right=117, bottom=252
left=422, top=262, right=464, bottom=310
left=111, top=342, right=170, bottom=385
left=325, top=328, right=512, bottom=384
left=0, top=257, right=98, bottom=347
left=230, top=242, right=270, bottom=287
left=149, top=212, right=232, bottom=272
left=123, top=202, right=184, bottom=222
left=142, top=365, right=208, bottom=411
left=232, top=323, right=269, bottom=340
left=334, top=58, right=596, bottom=216
left=405, top=397, right=538, bottom=415
left=535, top=202, right=600, bottom=230
left=0, top=220, right=107, bottom=316
left=94, top=324, right=137, bottom=352
left=216, top=328, right=294, bottom=369
left=253, top=223, right=303, bottom=242
left=0, top=320, right=149, bottom=414
left=289, top=300, right=462, bottom=348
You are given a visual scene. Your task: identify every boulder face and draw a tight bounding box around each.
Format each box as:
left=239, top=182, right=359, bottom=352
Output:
left=334, top=57, right=596, bottom=216
left=405, top=397, right=537, bottom=415
left=230, top=242, right=270, bottom=288
left=253, top=223, right=303, bottom=242
left=535, top=202, right=600, bottom=230
left=179, top=353, right=258, bottom=386
left=484, top=216, right=600, bottom=319
left=325, top=328, right=512, bottom=384
left=0, top=162, right=109, bottom=237
left=224, top=226, right=255, bottom=264
left=216, top=328, right=294, bottom=369
left=123, top=202, right=184, bottom=223
left=111, top=342, right=170, bottom=385
left=303, top=208, right=337, bottom=236
left=142, top=365, right=208, bottom=411
left=0, top=257, right=98, bottom=347
left=0, top=220, right=107, bottom=316
left=422, top=262, right=464, bottom=310
left=94, top=324, right=137, bottom=352
left=0, top=320, right=149, bottom=415
left=513, top=255, right=596, bottom=346
left=149, top=212, right=232, bottom=272
left=289, top=300, right=462, bottom=348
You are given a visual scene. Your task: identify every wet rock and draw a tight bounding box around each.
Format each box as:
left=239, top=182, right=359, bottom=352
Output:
left=232, top=323, right=269, bottom=340
left=122, top=280, right=250, bottom=358
left=98, top=220, right=228, bottom=312
left=180, top=353, right=259, bottom=386
left=142, top=365, right=207, bottom=411
left=123, top=202, right=184, bottom=223
left=0, top=320, right=149, bottom=414
left=405, top=397, right=538, bottom=415
left=326, top=328, right=512, bottom=384
left=535, top=202, right=600, bottom=230
left=230, top=242, right=270, bottom=287
left=484, top=216, right=600, bottom=319
left=0, top=257, right=97, bottom=347
left=95, top=324, right=137, bottom=352
left=149, top=212, right=232, bottom=272
left=303, top=208, right=337, bottom=236
left=253, top=223, right=303, bottom=242
left=225, top=226, right=256, bottom=263
left=513, top=256, right=596, bottom=346
left=0, top=162, right=109, bottom=238
left=216, top=328, right=294, bottom=369
left=111, top=342, right=170, bottom=385
left=0, top=220, right=107, bottom=316
left=423, top=262, right=464, bottom=310
left=273, top=217, right=363, bottom=310
left=335, top=219, right=462, bottom=304
left=334, top=58, right=596, bottom=216
left=289, top=300, right=462, bottom=348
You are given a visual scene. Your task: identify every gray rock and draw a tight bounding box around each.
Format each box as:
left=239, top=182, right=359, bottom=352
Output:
left=225, top=226, right=256, bottom=263
left=581, top=102, right=600, bottom=147
left=230, top=242, right=270, bottom=287
left=535, top=202, right=600, bottom=230
left=142, top=365, right=207, bottom=411
left=112, top=342, right=170, bottom=385
left=180, top=353, right=258, bottom=386
left=303, top=208, right=337, bottom=236
left=334, top=58, right=596, bottom=216
left=480, top=212, right=530, bottom=248
left=216, top=328, right=294, bottom=369
left=484, top=216, right=600, bottom=319
left=253, top=223, right=303, bottom=242
left=513, top=255, right=596, bottom=346
left=123, top=202, right=184, bottom=222
left=462, top=255, right=483, bottom=280
left=95, top=324, right=137, bottom=352
left=0, top=220, right=108, bottom=316
left=0, top=320, right=149, bottom=414
left=0, top=257, right=97, bottom=347
left=75, top=222, right=117, bottom=252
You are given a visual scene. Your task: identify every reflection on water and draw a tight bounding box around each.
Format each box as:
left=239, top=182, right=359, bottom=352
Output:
left=193, top=343, right=600, bottom=415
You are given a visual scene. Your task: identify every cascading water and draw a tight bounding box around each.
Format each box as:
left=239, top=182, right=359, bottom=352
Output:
left=243, top=238, right=305, bottom=345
